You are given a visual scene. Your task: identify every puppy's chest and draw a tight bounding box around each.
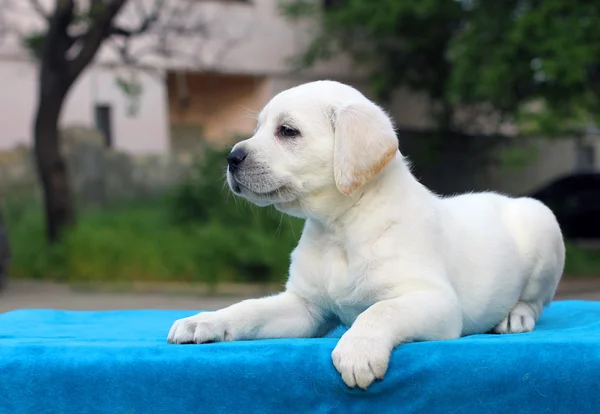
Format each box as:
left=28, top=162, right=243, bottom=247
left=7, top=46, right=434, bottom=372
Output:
left=291, top=240, right=382, bottom=325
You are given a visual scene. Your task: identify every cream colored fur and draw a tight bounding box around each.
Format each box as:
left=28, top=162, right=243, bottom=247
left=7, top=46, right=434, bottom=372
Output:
left=168, top=81, right=565, bottom=390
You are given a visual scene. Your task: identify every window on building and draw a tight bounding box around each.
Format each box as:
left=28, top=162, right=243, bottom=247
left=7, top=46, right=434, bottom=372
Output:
left=95, top=104, right=113, bottom=148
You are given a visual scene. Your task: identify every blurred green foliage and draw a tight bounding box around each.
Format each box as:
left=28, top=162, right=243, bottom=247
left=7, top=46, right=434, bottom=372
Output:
left=449, top=0, right=600, bottom=136
left=21, top=32, right=45, bottom=59
left=564, top=242, right=600, bottom=276
left=3, top=192, right=600, bottom=283
left=169, top=146, right=304, bottom=283
left=282, top=0, right=600, bottom=136
left=1, top=145, right=599, bottom=284
left=497, top=145, right=539, bottom=172
left=2, top=147, right=303, bottom=285
left=282, top=0, right=462, bottom=124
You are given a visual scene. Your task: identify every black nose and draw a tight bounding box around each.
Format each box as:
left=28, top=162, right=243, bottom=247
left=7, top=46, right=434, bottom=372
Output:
left=227, top=149, right=247, bottom=173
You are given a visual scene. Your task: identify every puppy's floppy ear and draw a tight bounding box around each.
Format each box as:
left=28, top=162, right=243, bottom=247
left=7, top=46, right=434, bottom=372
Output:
left=333, top=101, right=399, bottom=196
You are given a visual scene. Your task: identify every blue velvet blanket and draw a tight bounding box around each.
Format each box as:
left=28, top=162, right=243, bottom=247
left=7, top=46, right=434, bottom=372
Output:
left=1, top=300, right=599, bottom=414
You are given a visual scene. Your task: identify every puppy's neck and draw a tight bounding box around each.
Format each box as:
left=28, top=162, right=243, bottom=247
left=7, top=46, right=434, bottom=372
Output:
left=304, top=152, right=427, bottom=230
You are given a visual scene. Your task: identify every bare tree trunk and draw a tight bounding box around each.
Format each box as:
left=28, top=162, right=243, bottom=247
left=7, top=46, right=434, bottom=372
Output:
left=31, top=0, right=128, bottom=243
left=33, top=73, right=74, bottom=243
left=0, top=203, right=9, bottom=291
left=33, top=0, right=77, bottom=244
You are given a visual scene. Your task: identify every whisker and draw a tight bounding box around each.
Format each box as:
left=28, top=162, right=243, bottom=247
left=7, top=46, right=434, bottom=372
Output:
left=233, top=115, right=261, bottom=121
left=288, top=216, right=297, bottom=239
left=237, top=105, right=259, bottom=118
left=276, top=209, right=284, bottom=237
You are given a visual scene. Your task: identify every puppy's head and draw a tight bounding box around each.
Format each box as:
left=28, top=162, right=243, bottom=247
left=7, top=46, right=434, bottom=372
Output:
left=226, top=80, right=399, bottom=215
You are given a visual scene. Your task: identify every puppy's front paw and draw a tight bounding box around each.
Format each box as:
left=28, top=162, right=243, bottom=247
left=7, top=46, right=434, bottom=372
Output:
left=331, top=331, right=393, bottom=390
left=167, top=313, right=230, bottom=344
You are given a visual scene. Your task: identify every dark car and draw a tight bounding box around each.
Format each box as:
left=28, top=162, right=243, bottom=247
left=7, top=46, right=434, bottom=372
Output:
left=526, top=172, right=600, bottom=240
left=0, top=204, right=8, bottom=291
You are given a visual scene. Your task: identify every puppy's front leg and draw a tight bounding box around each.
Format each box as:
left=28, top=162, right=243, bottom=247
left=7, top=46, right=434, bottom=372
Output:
left=168, top=291, right=329, bottom=344
left=332, top=288, right=462, bottom=390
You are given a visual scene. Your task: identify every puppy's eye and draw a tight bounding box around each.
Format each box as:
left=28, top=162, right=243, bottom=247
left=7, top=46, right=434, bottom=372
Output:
left=278, top=125, right=300, bottom=138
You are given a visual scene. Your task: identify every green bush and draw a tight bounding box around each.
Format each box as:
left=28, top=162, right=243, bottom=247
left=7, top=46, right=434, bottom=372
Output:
left=3, top=198, right=200, bottom=283
left=2, top=147, right=303, bottom=285
left=564, top=242, right=600, bottom=276
left=169, top=146, right=304, bottom=283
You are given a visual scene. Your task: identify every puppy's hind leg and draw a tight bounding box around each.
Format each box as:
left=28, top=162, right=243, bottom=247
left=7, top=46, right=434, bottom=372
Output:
left=493, top=247, right=564, bottom=335
left=493, top=301, right=538, bottom=334
left=494, top=198, right=565, bottom=335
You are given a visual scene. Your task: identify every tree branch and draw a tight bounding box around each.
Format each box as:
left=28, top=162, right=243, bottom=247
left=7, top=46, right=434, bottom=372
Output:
left=28, top=0, right=49, bottom=20
left=41, top=0, right=76, bottom=74
left=68, top=0, right=128, bottom=79
left=110, top=0, right=165, bottom=38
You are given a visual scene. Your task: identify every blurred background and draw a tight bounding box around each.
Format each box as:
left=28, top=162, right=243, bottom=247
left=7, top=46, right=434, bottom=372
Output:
left=0, top=0, right=599, bottom=312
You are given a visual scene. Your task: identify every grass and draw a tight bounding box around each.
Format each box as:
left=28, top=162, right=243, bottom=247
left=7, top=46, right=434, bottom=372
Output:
left=2, top=145, right=306, bottom=287
left=2, top=195, right=303, bottom=286
left=2, top=183, right=599, bottom=287
left=5, top=198, right=195, bottom=282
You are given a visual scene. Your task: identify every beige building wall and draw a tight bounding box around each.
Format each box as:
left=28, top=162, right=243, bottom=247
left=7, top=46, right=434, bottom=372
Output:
left=167, top=72, right=271, bottom=146
left=0, top=0, right=360, bottom=154
left=484, top=138, right=578, bottom=195
left=0, top=0, right=593, bottom=194
left=0, top=58, right=170, bottom=154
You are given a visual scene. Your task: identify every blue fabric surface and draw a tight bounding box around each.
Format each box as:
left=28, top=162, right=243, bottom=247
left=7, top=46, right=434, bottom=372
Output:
left=1, top=300, right=599, bottom=414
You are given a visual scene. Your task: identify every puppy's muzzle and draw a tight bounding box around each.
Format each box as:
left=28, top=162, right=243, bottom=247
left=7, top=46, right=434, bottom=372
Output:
left=227, top=149, right=247, bottom=174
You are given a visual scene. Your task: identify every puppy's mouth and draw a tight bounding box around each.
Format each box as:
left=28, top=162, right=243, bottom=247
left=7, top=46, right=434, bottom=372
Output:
left=228, top=174, right=295, bottom=205
left=230, top=180, right=242, bottom=194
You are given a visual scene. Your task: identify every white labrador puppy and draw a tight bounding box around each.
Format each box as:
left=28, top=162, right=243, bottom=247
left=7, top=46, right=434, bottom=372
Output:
left=168, top=80, right=565, bottom=390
